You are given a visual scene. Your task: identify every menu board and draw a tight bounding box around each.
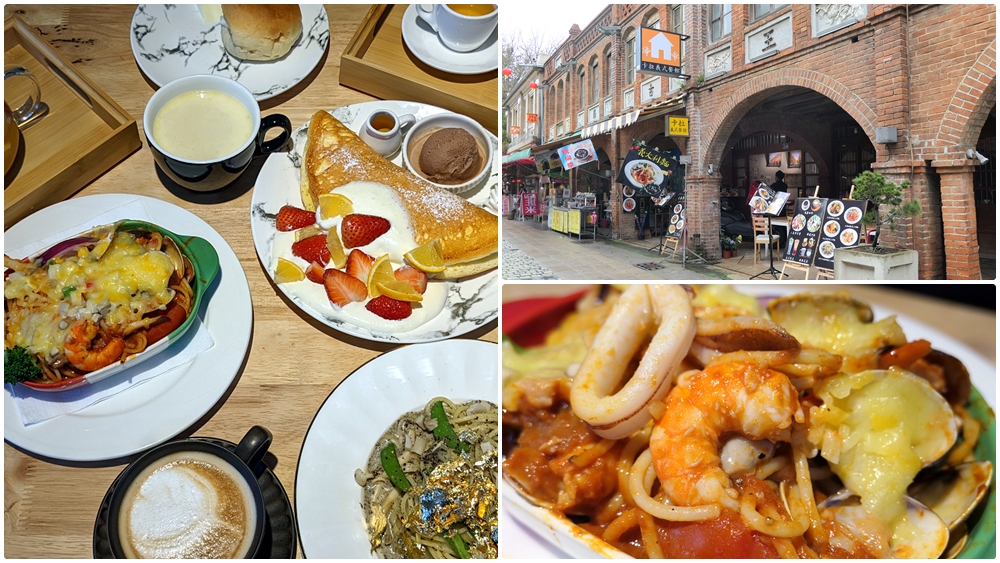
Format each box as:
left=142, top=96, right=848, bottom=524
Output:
left=782, top=197, right=827, bottom=265
left=813, top=199, right=868, bottom=270
left=748, top=185, right=790, bottom=216
left=665, top=199, right=686, bottom=238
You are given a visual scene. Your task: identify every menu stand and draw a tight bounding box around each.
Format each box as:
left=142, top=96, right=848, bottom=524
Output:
left=750, top=213, right=786, bottom=279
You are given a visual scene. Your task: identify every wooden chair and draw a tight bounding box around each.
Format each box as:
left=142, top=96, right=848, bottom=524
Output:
left=751, top=214, right=780, bottom=265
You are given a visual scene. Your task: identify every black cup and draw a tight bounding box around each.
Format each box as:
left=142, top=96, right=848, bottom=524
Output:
left=107, top=426, right=272, bottom=559
left=143, top=75, right=291, bottom=192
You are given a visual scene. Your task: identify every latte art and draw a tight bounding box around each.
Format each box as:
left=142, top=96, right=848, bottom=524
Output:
left=118, top=451, right=257, bottom=558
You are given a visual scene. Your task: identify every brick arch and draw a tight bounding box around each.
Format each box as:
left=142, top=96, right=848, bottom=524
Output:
left=932, top=40, right=996, bottom=163
left=726, top=111, right=832, bottom=188
left=703, top=70, right=878, bottom=168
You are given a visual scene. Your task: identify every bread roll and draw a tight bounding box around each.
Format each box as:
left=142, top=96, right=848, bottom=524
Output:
left=221, top=5, right=302, bottom=61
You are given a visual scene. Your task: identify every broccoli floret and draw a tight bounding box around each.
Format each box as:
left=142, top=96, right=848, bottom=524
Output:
left=4, top=346, right=41, bottom=385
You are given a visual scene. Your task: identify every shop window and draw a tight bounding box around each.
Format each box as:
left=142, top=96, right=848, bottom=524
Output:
left=592, top=59, right=600, bottom=103
left=710, top=4, right=731, bottom=43
left=625, top=33, right=636, bottom=85
left=751, top=4, right=787, bottom=22
left=644, top=8, right=660, bottom=30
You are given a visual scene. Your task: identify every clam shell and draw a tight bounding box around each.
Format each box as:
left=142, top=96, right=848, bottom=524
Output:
left=910, top=460, right=993, bottom=530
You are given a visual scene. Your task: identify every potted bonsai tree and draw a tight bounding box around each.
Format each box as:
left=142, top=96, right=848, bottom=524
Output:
left=834, top=170, right=922, bottom=279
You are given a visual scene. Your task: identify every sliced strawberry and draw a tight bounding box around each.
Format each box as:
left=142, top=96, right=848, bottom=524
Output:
left=365, top=295, right=412, bottom=320
left=394, top=265, right=428, bottom=294
left=276, top=205, right=316, bottom=232
left=345, top=249, right=375, bottom=281
left=323, top=268, right=367, bottom=307
left=305, top=261, right=325, bottom=284
left=291, top=234, right=330, bottom=266
left=341, top=214, right=391, bottom=248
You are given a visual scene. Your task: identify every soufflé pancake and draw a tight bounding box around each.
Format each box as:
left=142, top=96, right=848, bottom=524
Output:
left=300, top=111, right=497, bottom=279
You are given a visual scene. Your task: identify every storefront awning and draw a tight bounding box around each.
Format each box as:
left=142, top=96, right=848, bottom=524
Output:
left=502, top=148, right=534, bottom=165
left=582, top=110, right=640, bottom=139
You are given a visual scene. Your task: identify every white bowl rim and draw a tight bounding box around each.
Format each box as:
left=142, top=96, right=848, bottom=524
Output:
left=143, top=74, right=261, bottom=165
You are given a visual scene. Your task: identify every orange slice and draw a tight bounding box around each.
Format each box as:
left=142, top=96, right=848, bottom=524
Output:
left=326, top=229, right=347, bottom=269
left=403, top=238, right=446, bottom=274
left=274, top=257, right=305, bottom=283
left=295, top=224, right=323, bottom=242
left=366, top=254, right=396, bottom=298
left=318, top=193, right=353, bottom=221
left=374, top=280, right=423, bottom=302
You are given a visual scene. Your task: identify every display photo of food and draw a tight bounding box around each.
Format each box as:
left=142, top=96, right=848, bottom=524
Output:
left=819, top=240, right=836, bottom=258
left=750, top=196, right=767, bottom=212
left=845, top=206, right=864, bottom=224
left=502, top=284, right=995, bottom=559
left=827, top=200, right=844, bottom=217
left=791, top=214, right=806, bottom=231
left=627, top=160, right=662, bottom=187
left=807, top=214, right=822, bottom=232
left=823, top=220, right=840, bottom=237
left=841, top=228, right=859, bottom=246
left=810, top=199, right=823, bottom=212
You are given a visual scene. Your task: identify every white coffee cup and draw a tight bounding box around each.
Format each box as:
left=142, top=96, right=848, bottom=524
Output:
left=416, top=4, right=498, bottom=53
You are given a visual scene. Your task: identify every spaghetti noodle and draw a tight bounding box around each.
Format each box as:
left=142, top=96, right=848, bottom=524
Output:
left=358, top=398, right=498, bottom=558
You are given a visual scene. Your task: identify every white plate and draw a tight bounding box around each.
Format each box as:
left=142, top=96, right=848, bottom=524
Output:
left=295, top=340, right=498, bottom=558
left=130, top=5, right=329, bottom=101
left=250, top=101, right=498, bottom=344
left=502, top=285, right=996, bottom=558
left=400, top=4, right=498, bottom=75
left=626, top=159, right=664, bottom=188
left=3, top=195, right=252, bottom=462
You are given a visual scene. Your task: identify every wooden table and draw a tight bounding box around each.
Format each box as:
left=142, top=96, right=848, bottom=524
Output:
left=3, top=5, right=497, bottom=558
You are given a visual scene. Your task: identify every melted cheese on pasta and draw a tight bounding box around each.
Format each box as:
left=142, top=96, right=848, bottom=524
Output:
left=4, top=232, right=175, bottom=358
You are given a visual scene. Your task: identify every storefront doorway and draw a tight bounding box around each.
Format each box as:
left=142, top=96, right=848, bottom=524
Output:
left=974, top=106, right=995, bottom=270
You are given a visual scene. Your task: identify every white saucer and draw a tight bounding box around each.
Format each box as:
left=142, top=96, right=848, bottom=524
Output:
left=400, top=4, right=498, bottom=75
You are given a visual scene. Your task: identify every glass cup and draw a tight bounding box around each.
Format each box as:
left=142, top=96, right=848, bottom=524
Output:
left=4, top=65, right=48, bottom=127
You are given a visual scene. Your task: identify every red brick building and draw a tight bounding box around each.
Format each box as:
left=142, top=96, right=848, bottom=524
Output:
left=528, top=4, right=995, bottom=279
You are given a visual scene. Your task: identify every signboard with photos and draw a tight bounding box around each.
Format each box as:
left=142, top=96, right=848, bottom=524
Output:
left=665, top=197, right=686, bottom=238
left=557, top=139, right=597, bottom=170
left=783, top=198, right=827, bottom=265
left=812, top=199, right=869, bottom=270
left=615, top=145, right=681, bottom=202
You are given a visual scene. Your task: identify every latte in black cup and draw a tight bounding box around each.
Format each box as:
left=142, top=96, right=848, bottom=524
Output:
left=116, top=450, right=258, bottom=559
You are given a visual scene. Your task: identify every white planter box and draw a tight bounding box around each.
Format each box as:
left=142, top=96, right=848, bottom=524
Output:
left=834, top=246, right=918, bottom=280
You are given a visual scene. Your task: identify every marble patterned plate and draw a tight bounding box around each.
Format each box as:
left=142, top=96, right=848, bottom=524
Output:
left=130, top=4, right=329, bottom=101
left=249, top=101, right=498, bottom=344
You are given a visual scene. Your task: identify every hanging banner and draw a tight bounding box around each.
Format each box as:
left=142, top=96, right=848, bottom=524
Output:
left=502, top=195, right=511, bottom=215
left=615, top=145, right=681, bottom=202
left=557, top=139, right=597, bottom=170
left=783, top=198, right=827, bottom=266
left=534, top=150, right=563, bottom=174
left=510, top=125, right=521, bottom=135
left=526, top=113, right=538, bottom=123
left=520, top=191, right=539, bottom=216
left=637, top=27, right=687, bottom=77
left=813, top=199, right=869, bottom=270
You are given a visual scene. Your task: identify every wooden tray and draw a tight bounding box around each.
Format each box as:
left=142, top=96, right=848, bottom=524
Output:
left=4, top=16, right=141, bottom=230
left=341, top=5, right=498, bottom=135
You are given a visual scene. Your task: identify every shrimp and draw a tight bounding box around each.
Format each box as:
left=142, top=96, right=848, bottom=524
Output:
left=64, top=319, right=125, bottom=372
left=570, top=284, right=696, bottom=440
left=649, top=362, right=803, bottom=511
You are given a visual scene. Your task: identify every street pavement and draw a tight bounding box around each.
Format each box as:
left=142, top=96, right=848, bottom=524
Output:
left=501, top=218, right=733, bottom=281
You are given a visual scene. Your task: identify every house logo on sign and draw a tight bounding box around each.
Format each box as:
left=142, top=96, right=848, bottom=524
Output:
left=639, top=28, right=683, bottom=75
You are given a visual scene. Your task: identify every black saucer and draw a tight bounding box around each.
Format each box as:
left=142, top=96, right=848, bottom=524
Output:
left=93, top=437, right=297, bottom=558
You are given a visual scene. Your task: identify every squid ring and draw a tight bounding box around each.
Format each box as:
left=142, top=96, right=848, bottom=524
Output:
left=570, top=284, right=695, bottom=439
